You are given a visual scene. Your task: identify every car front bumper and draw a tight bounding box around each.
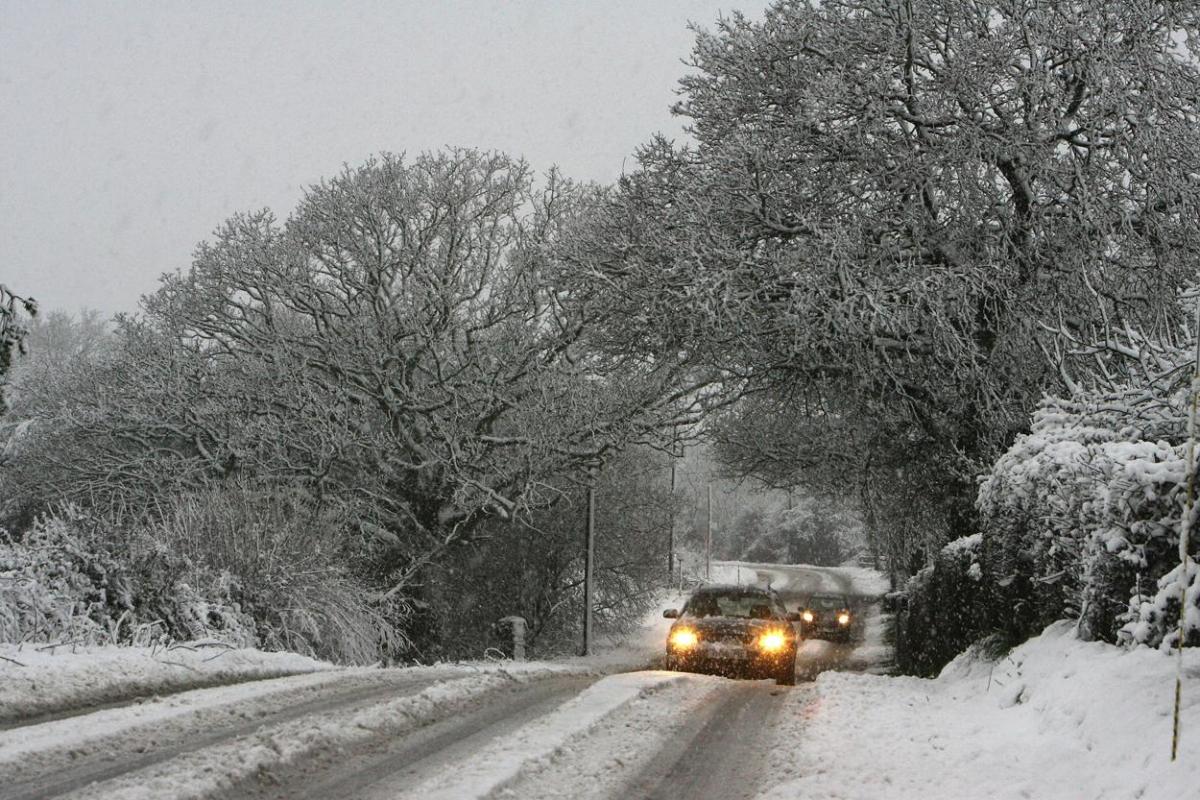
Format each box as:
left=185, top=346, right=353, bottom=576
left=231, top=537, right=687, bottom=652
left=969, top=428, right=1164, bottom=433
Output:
left=667, top=642, right=794, bottom=676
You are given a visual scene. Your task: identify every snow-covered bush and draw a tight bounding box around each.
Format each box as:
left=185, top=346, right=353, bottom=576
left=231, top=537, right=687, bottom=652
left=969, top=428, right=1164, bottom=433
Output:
left=133, top=484, right=406, bottom=664
left=896, top=370, right=1200, bottom=674
left=0, top=511, right=123, bottom=644
left=0, top=486, right=404, bottom=664
left=895, top=534, right=994, bottom=676
left=976, top=390, right=1197, bottom=650
left=0, top=507, right=256, bottom=647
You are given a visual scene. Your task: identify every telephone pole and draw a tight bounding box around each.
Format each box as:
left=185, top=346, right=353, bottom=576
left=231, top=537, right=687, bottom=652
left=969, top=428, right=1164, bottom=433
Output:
left=705, top=483, right=713, bottom=581
left=668, top=449, right=677, bottom=580
left=583, top=482, right=596, bottom=657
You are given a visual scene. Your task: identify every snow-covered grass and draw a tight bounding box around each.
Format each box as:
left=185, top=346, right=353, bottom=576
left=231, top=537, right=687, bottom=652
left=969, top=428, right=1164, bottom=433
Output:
left=761, top=621, right=1200, bottom=800
left=0, top=641, right=336, bottom=723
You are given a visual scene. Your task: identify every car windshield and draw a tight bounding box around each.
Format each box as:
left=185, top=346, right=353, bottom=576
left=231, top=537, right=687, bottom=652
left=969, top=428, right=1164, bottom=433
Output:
left=807, top=596, right=846, bottom=610
left=684, top=592, right=774, bottom=619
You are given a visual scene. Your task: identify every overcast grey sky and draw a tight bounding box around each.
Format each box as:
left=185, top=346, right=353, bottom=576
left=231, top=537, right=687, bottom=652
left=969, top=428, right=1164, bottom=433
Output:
left=2, top=0, right=767, bottom=316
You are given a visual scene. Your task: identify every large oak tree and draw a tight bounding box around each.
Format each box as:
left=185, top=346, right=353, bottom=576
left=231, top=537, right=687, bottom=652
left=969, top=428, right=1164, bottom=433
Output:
left=562, top=0, right=1200, bottom=563
left=3, top=150, right=723, bottom=598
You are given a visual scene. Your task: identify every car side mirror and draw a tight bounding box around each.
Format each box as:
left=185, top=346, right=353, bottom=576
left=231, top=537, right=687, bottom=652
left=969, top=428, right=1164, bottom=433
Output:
left=787, top=611, right=803, bottom=622
left=663, top=609, right=679, bottom=619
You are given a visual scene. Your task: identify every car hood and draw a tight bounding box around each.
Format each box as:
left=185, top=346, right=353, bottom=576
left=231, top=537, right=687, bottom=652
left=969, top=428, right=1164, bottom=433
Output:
left=677, top=617, right=781, bottom=636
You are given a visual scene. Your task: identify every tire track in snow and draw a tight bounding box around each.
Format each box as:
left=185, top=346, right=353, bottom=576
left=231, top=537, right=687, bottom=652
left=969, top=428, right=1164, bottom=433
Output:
left=51, top=666, right=600, bottom=800
left=2, top=670, right=450, bottom=800
left=495, top=673, right=732, bottom=800
left=391, top=671, right=694, bottom=800
left=224, top=676, right=598, bottom=800
left=630, top=681, right=790, bottom=800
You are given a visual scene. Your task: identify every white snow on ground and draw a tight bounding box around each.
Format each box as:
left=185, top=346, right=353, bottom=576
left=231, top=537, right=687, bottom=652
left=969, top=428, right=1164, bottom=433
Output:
left=0, top=641, right=335, bottom=722
left=398, top=671, right=693, bottom=800
left=760, top=621, right=1200, bottom=800
left=831, top=565, right=891, bottom=597
left=844, top=601, right=893, bottom=673
left=59, top=662, right=598, bottom=800
left=496, top=674, right=728, bottom=800
left=709, top=560, right=889, bottom=598
left=0, top=665, right=440, bottom=772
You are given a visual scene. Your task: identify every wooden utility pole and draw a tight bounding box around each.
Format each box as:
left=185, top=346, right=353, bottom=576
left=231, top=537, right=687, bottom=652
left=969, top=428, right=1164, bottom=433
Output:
left=669, top=450, right=677, bottom=580
left=583, top=483, right=596, bottom=657
left=706, top=483, right=713, bottom=581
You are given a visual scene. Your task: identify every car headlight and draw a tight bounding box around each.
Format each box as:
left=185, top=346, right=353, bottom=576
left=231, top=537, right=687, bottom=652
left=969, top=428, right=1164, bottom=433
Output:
left=837, top=612, right=851, bottom=626
left=758, top=631, right=787, bottom=652
left=801, top=611, right=814, bottom=623
left=669, top=628, right=698, bottom=649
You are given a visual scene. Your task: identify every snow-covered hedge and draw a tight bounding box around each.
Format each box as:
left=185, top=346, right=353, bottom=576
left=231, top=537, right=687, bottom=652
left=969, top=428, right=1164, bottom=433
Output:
left=896, top=379, right=1200, bottom=675
left=0, top=509, right=256, bottom=647
left=0, top=490, right=405, bottom=663
left=895, top=533, right=996, bottom=676
left=977, top=391, right=1197, bottom=650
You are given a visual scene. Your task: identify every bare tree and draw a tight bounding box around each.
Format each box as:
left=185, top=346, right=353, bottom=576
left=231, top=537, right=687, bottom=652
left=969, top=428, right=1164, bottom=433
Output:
left=564, top=0, right=1200, bottom=558
left=2, top=150, right=721, bottom=598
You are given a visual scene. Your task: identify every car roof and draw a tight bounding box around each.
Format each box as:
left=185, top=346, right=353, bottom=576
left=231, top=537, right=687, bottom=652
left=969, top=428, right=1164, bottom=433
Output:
left=692, top=584, right=775, bottom=596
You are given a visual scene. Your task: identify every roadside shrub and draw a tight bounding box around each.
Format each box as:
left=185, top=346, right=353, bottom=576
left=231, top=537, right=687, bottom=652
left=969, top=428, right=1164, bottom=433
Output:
left=0, top=510, right=124, bottom=644
left=897, top=384, right=1200, bottom=676
left=134, top=484, right=407, bottom=664
left=0, top=485, right=407, bottom=664
left=894, top=535, right=990, bottom=677
left=977, top=393, right=1195, bottom=650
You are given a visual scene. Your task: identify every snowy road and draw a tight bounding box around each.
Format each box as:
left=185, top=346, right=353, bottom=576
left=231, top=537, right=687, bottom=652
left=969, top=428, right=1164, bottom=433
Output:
left=8, top=563, right=1184, bottom=799
left=1, top=563, right=888, bottom=800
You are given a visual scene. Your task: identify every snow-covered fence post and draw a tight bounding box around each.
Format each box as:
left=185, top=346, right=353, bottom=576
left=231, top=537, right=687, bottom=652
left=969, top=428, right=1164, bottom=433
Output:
left=499, top=616, right=526, bottom=661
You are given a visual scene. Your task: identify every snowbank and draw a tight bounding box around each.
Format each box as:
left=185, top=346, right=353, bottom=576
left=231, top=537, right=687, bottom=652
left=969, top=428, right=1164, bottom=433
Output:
left=0, top=642, right=336, bottom=724
left=0, top=583, right=687, bottom=728
left=761, top=622, right=1200, bottom=799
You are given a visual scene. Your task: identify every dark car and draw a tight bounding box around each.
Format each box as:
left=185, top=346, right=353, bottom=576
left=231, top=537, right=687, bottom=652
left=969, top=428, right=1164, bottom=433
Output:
left=799, top=593, right=854, bottom=641
left=663, top=585, right=801, bottom=685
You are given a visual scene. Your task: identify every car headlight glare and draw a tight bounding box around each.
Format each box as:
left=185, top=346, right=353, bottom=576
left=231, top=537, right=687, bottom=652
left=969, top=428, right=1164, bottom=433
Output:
left=758, top=631, right=787, bottom=652
left=838, top=612, right=851, bottom=625
left=801, top=611, right=814, bottom=623
left=669, top=628, right=698, bottom=649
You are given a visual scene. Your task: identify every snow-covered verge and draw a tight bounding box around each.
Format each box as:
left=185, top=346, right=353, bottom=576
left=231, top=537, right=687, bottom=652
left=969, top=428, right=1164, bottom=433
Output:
left=0, top=578, right=685, bottom=728
left=761, top=621, right=1200, bottom=800
left=0, top=642, right=336, bottom=723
